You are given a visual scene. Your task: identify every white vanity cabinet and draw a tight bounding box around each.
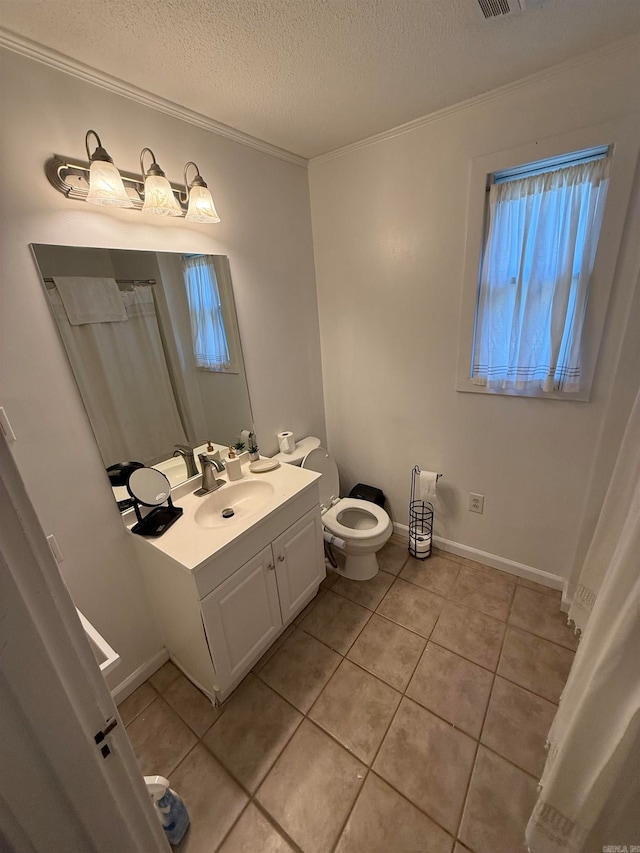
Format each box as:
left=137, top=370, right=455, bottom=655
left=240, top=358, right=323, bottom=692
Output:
left=201, top=510, right=323, bottom=692
left=132, top=473, right=324, bottom=704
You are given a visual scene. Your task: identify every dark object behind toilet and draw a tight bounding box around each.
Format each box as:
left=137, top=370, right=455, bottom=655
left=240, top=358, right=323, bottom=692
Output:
left=348, top=483, right=386, bottom=507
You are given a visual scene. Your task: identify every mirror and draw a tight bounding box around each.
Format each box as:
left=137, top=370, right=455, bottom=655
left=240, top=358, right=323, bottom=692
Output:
left=32, top=245, right=254, bottom=499
left=127, top=468, right=171, bottom=506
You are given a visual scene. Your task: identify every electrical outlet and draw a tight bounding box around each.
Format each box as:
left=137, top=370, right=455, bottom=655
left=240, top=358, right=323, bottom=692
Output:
left=469, top=493, right=484, bottom=514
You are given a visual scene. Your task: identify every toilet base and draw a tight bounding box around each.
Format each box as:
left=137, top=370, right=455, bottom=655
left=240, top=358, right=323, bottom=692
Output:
left=338, top=551, right=380, bottom=581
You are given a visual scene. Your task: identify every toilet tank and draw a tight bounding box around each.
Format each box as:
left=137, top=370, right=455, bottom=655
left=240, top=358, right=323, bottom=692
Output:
left=272, top=436, right=321, bottom=466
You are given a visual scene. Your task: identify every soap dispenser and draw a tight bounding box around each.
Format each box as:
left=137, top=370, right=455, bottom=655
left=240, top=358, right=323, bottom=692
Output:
left=225, top=446, right=243, bottom=481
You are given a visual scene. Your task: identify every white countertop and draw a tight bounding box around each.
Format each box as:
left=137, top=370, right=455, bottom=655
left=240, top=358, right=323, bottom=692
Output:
left=126, top=457, right=320, bottom=572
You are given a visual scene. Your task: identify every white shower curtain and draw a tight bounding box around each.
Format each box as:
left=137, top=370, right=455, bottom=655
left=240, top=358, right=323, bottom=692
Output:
left=49, top=283, right=187, bottom=467
left=526, top=387, right=640, bottom=851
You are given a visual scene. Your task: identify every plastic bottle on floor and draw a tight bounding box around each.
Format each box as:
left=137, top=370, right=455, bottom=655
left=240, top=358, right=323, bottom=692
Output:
left=144, top=775, right=190, bottom=846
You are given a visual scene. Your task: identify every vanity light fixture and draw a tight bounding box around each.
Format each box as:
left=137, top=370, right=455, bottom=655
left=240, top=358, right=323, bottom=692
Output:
left=184, top=162, right=221, bottom=223
left=140, top=147, right=183, bottom=216
left=45, top=131, right=221, bottom=224
left=85, top=130, right=134, bottom=208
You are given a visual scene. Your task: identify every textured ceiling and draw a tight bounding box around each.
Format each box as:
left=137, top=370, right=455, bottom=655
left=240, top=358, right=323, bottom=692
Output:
left=1, top=0, right=640, bottom=158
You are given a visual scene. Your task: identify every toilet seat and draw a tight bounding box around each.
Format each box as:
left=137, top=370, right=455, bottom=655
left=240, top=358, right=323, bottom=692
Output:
left=301, top=447, right=391, bottom=541
left=297, top=442, right=393, bottom=580
left=323, top=498, right=391, bottom=541
left=301, top=447, right=340, bottom=508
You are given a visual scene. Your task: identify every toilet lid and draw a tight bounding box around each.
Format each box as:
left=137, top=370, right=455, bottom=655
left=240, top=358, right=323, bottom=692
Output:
left=301, top=447, right=339, bottom=506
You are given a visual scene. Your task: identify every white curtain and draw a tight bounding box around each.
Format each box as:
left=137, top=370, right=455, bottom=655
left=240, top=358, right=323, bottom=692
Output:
left=182, top=255, right=231, bottom=371
left=473, top=157, right=610, bottom=393
left=49, top=284, right=187, bottom=467
left=526, top=387, right=640, bottom=851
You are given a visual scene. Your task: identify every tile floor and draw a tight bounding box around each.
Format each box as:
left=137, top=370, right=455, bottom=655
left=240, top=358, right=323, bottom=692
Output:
left=119, top=541, right=578, bottom=853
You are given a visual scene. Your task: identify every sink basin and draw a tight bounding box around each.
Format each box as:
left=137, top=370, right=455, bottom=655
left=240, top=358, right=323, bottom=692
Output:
left=194, top=479, right=276, bottom=528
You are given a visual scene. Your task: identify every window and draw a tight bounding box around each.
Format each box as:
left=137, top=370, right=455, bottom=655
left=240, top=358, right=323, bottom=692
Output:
left=472, top=147, right=610, bottom=394
left=182, top=255, right=231, bottom=371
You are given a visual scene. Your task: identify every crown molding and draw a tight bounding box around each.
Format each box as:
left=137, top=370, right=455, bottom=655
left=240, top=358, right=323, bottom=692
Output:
left=0, top=28, right=308, bottom=168
left=310, top=33, right=640, bottom=167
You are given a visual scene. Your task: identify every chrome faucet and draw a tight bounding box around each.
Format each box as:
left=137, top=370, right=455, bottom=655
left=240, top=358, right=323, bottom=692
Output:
left=194, top=453, right=225, bottom=495
left=173, top=444, right=198, bottom=478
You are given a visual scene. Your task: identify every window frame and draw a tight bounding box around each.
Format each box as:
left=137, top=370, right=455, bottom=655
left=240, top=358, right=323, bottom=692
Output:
left=456, top=117, right=640, bottom=402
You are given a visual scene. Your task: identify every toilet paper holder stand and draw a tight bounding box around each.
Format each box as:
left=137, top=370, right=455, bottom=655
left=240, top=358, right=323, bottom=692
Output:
left=408, top=465, right=443, bottom=561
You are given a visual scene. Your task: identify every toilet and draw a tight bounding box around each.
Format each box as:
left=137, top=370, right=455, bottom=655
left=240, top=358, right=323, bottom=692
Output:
left=279, top=439, right=392, bottom=580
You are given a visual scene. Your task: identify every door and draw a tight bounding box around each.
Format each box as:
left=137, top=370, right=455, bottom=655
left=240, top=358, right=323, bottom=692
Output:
left=273, top=508, right=325, bottom=624
left=0, top=433, right=168, bottom=853
left=201, top=545, right=282, bottom=695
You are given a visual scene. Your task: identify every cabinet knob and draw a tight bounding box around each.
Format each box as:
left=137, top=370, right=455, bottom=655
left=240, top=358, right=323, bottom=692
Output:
left=278, top=554, right=285, bottom=562
left=268, top=563, right=275, bottom=571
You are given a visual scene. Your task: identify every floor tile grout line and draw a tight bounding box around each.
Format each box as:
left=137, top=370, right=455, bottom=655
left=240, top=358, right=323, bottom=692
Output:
left=256, top=636, right=372, bottom=853
left=118, top=686, right=158, bottom=727
left=250, top=798, right=306, bottom=853
left=298, top=587, right=375, bottom=657
left=452, top=576, right=518, bottom=843
left=127, top=593, right=562, bottom=768
left=325, top=583, right=471, bottom=848
left=416, top=584, right=575, bottom=654
left=506, top=616, right=579, bottom=653
left=326, top=767, right=371, bottom=853
left=198, top=621, right=559, bottom=766
left=401, top=553, right=564, bottom=612
left=127, top=560, right=555, bottom=850
left=199, top=674, right=308, bottom=800
left=131, top=549, right=565, bottom=851
left=327, top=575, right=396, bottom=613
left=173, top=674, right=538, bottom=853
left=252, top=566, right=428, bottom=853
left=306, top=656, right=404, bottom=729
left=296, top=579, right=574, bottom=677
left=212, top=798, right=251, bottom=852
left=369, top=766, right=462, bottom=846
left=326, top=617, right=434, bottom=853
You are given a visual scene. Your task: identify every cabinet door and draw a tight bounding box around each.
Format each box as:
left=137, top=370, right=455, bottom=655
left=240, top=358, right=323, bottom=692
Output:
left=273, top=508, right=326, bottom=624
left=201, top=545, right=282, bottom=692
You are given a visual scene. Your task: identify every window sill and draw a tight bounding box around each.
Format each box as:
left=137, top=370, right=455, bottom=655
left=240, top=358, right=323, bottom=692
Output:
left=455, top=376, right=590, bottom=402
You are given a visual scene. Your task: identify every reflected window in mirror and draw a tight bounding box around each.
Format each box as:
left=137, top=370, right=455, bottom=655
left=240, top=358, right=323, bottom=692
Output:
left=182, top=255, right=233, bottom=372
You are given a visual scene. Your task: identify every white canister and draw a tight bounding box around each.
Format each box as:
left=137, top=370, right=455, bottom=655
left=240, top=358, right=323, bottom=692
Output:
left=277, top=431, right=296, bottom=454
left=225, top=448, right=243, bottom=481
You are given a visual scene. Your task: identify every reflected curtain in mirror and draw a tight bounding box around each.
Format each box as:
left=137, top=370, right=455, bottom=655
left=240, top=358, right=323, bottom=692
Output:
left=182, top=255, right=231, bottom=371
left=48, top=279, right=187, bottom=466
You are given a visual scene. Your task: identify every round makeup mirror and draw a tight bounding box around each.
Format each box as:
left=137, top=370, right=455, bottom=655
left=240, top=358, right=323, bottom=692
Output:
left=127, top=467, right=171, bottom=507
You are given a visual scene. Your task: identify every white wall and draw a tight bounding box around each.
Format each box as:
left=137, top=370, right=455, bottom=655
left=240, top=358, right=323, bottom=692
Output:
left=309, top=40, right=640, bottom=578
left=0, top=48, right=325, bottom=688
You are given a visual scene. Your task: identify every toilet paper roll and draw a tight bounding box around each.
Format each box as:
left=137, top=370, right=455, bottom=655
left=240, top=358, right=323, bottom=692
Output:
left=419, top=470, right=439, bottom=502
left=323, top=529, right=347, bottom=550
left=410, top=533, right=432, bottom=556
left=277, top=431, right=296, bottom=454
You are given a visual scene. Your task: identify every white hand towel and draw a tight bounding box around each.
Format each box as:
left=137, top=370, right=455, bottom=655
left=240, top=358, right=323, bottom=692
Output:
left=419, top=470, right=438, bottom=502
left=53, top=276, right=127, bottom=325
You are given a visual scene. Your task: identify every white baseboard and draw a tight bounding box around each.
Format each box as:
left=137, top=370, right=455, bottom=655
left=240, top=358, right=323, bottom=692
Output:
left=392, top=522, right=567, bottom=593
left=110, top=648, right=169, bottom=705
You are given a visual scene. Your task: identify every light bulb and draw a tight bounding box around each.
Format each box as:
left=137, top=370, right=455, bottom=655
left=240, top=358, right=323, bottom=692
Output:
left=141, top=174, right=182, bottom=216
left=84, top=130, right=133, bottom=207
left=186, top=185, right=221, bottom=223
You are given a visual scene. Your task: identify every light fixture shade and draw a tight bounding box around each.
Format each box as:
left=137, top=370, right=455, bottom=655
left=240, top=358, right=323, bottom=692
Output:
left=86, top=159, right=134, bottom=207
left=141, top=175, right=182, bottom=216
left=185, top=185, right=221, bottom=223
